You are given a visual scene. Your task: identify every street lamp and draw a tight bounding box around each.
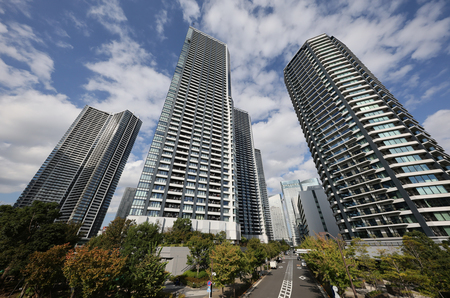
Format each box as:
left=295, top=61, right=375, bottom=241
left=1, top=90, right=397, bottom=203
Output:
left=322, top=232, right=358, bottom=298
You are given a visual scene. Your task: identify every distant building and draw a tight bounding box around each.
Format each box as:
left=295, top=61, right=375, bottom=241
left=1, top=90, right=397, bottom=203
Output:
left=116, top=187, right=137, bottom=219
left=280, top=180, right=303, bottom=246
left=16, top=105, right=141, bottom=239
left=255, top=149, right=273, bottom=241
left=268, top=194, right=290, bottom=242
left=297, top=181, right=340, bottom=239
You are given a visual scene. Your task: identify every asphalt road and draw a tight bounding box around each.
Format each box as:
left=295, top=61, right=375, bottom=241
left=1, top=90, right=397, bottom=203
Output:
left=248, top=253, right=325, bottom=298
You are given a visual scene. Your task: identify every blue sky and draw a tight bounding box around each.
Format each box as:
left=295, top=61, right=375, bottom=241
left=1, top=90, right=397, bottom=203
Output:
left=1, top=0, right=449, bottom=227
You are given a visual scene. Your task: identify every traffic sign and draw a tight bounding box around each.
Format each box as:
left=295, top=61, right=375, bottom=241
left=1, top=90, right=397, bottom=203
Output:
left=207, top=286, right=211, bottom=293
left=207, top=280, right=212, bottom=286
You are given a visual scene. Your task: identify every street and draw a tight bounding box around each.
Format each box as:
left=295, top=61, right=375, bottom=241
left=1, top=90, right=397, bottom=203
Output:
left=248, top=253, right=325, bottom=298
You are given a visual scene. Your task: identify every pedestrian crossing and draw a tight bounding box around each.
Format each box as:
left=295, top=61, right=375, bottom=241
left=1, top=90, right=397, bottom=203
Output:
left=278, top=259, right=293, bottom=298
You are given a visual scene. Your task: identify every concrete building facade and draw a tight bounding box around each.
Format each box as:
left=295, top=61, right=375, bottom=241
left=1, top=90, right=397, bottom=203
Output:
left=128, top=27, right=240, bottom=240
left=284, top=33, right=450, bottom=242
left=16, top=106, right=141, bottom=238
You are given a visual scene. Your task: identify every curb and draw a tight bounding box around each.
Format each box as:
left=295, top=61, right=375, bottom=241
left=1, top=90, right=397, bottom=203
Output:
left=239, top=275, right=266, bottom=298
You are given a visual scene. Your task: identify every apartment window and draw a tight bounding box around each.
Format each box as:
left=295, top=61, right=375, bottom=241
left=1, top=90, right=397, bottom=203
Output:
left=184, top=196, right=194, bottom=202
left=395, top=155, right=421, bottom=163
left=401, top=164, right=430, bottom=173
left=409, top=174, right=438, bottom=184
left=153, top=185, right=165, bottom=190
left=416, top=185, right=447, bottom=195
left=383, top=138, right=407, bottom=146
left=378, top=130, right=401, bottom=138
left=149, top=201, right=161, bottom=208
left=368, top=116, right=389, bottom=123
left=373, top=123, right=395, bottom=131
left=389, top=146, right=414, bottom=154
left=151, top=193, right=163, bottom=199
left=147, top=210, right=159, bottom=217
left=434, top=212, right=450, bottom=221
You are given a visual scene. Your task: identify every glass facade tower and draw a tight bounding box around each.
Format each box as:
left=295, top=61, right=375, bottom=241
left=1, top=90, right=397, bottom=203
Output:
left=128, top=27, right=240, bottom=240
left=234, top=108, right=267, bottom=242
left=284, top=33, right=450, bottom=242
left=255, top=148, right=273, bottom=241
left=16, top=105, right=142, bottom=238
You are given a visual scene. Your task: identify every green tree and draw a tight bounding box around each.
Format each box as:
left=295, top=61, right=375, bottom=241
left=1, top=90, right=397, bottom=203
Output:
left=245, top=238, right=267, bottom=280
left=300, top=236, right=358, bottom=295
left=118, top=222, right=165, bottom=297
left=63, top=245, right=126, bottom=298
left=88, top=217, right=134, bottom=250
left=379, top=252, right=424, bottom=297
left=21, top=243, right=71, bottom=297
left=187, top=234, right=213, bottom=277
left=210, top=241, right=247, bottom=297
left=129, top=246, right=170, bottom=298
left=400, top=231, right=450, bottom=297
left=164, top=218, right=193, bottom=244
left=350, top=239, right=381, bottom=290
left=0, top=201, right=79, bottom=283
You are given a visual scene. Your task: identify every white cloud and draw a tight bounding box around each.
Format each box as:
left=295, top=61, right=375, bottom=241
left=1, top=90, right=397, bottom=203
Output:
left=0, top=21, right=54, bottom=90
left=178, top=0, right=200, bottom=24
left=155, top=9, right=169, bottom=39
left=423, top=110, right=450, bottom=153
left=65, top=11, right=90, bottom=36
left=421, top=81, right=449, bottom=99
left=0, top=90, right=80, bottom=192
left=83, top=38, right=171, bottom=136
left=88, top=0, right=128, bottom=37
left=0, top=0, right=33, bottom=18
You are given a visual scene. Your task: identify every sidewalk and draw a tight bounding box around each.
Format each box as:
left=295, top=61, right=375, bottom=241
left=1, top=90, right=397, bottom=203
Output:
left=163, top=276, right=258, bottom=298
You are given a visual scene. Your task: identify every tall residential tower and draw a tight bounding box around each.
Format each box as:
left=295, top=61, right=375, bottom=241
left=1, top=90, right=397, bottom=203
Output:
left=284, top=33, right=450, bottom=242
left=255, top=148, right=273, bottom=241
left=234, top=108, right=267, bottom=242
left=128, top=27, right=240, bottom=240
left=16, top=106, right=142, bottom=238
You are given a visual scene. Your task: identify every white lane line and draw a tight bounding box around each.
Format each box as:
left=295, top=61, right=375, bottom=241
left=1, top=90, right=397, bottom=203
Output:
left=278, top=259, right=293, bottom=298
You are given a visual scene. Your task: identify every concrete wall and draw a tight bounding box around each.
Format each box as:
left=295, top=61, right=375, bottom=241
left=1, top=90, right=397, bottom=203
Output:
left=160, top=246, right=191, bottom=276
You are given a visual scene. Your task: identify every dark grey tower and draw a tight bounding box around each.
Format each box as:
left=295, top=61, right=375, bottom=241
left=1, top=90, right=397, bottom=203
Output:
left=234, top=108, right=267, bottom=242
left=255, top=148, right=273, bottom=241
left=16, top=106, right=142, bottom=238
left=284, top=33, right=450, bottom=242
left=116, top=187, right=137, bottom=219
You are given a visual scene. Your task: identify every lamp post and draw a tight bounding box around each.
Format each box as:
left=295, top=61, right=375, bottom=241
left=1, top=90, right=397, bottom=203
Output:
left=323, top=232, right=358, bottom=298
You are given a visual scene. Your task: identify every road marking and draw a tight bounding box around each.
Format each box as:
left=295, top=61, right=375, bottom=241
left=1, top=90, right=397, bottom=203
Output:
left=279, top=266, right=283, bottom=268
left=278, top=259, right=293, bottom=298
left=299, top=276, right=306, bottom=280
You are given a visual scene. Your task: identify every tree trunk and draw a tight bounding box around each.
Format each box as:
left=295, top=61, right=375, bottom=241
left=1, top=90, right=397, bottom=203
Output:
left=0, top=265, right=11, bottom=284
left=19, top=282, right=28, bottom=298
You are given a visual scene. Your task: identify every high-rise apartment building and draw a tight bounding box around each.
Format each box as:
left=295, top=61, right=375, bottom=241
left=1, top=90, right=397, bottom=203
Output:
left=15, top=106, right=141, bottom=238
left=234, top=108, right=267, bottom=242
left=116, top=187, right=136, bottom=219
left=284, top=33, right=450, bottom=242
left=255, top=148, right=273, bottom=241
left=127, top=27, right=240, bottom=240
left=280, top=180, right=303, bottom=246
left=268, top=194, right=290, bottom=242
